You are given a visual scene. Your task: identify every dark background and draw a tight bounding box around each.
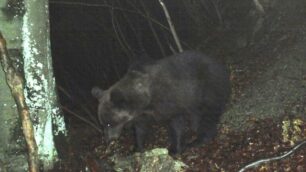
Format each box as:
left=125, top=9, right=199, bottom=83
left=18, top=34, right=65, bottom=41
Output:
left=49, top=0, right=306, bottom=131
left=49, top=0, right=249, bottom=117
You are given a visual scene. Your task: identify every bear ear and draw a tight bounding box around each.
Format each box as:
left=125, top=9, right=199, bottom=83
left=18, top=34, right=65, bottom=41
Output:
left=91, top=87, right=104, bottom=99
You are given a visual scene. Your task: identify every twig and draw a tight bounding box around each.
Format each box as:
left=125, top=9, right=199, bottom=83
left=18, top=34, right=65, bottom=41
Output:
left=238, top=140, right=306, bottom=172
left=49, top=0, right=170, bottom=32
left=0, top=32, right=39, bottom=172
left=211, top=0, right=224, bottom=26
left=50, top=0, right=193, bottom=50
left=61, top=106, right=102, bottom=133
left=109, top=3, right=133, bottom=60
left=57, top=85, right=99, bottom=125
left=253, top=0, right=265, bottom=14
left=139, top=0, right=166, bottom=57
left=158, top=0, right=183, bottom=52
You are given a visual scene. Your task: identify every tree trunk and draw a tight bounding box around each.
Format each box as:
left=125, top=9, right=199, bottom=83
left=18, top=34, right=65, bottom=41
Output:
left=22, top=0, right=67, bottom=170
left=0, top=0, right=67, bottom=171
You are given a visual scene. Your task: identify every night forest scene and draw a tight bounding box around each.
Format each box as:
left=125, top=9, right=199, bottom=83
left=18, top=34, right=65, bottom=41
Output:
left=0, top=0, right=306, bottom=171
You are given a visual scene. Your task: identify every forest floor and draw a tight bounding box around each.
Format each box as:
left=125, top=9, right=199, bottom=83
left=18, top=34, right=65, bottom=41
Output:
left=57, top=113, right=306, bottom=172
left=222, top=28, right=306, bottom=130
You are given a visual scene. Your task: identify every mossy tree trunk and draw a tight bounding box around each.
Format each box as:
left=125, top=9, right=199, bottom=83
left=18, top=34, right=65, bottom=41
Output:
left=22, top=0, right=67, bottom=170
left=0, top=0, right=67, bottom=171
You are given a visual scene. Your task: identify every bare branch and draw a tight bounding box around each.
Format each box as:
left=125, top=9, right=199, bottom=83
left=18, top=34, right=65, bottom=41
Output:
left=253, top=0, right=265, bottom=14
left=0, top=32, right=39, bottom=172
left=158, top=0, right=183, bottom=52
left=139, top=0, right=166, bottom=57
left=61, top=106, right=102, bottom=133
left=238, top=140, right=306, bottom=172
left=57, top=85, right=99, bottom=126
left=49, top=0, right=170, bottom=31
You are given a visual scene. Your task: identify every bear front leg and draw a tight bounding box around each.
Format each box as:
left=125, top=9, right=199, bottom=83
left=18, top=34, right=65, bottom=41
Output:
left=168, top=115, right=186, bottom=154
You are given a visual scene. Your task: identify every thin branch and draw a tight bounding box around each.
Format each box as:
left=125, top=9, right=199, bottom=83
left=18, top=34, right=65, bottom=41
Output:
left=139, top=0, right=166, bottom=57
left=253, top=0, right=265, bottom=14
left=0, top=32, right=39, bottom=172
left=61, top=106, right=102, bottom=133
left=109, top=3, right=132, bottom=60
left=158, top=0, right=183, bottom=52
left=112, top=2, right=134, bottom=58
left=238, top=140, right=306, bottom=172
left=57, top=85, right=98, bottom=126
left=211, top=0, right=224, bottom=26
left=50, top=0, right=192, bottom=50
left=49, top=0, right=170, bottom=31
